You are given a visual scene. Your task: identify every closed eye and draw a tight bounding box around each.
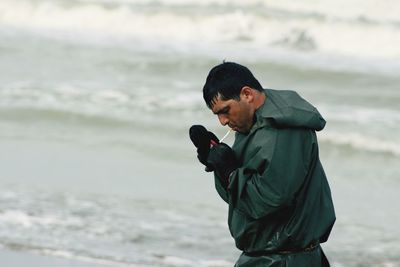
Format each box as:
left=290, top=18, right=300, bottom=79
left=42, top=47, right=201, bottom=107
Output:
left=216, top=106, right=230, bottom=115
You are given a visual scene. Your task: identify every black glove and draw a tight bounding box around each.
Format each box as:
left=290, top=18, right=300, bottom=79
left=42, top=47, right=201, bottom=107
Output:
left=206, top=143, right=238, bottom=187
left=189, top=125, right=219, bottom=169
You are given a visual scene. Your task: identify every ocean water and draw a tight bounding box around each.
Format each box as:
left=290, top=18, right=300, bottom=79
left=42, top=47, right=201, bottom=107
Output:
left=0, top=0, right=400, bottom=266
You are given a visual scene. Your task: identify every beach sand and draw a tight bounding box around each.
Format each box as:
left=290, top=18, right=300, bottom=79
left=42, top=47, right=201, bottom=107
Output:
left=0, top=249, right=109, bottom=267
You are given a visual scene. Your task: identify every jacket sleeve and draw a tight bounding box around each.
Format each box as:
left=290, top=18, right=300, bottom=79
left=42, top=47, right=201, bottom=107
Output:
left=228, top=127, right=313, bottom=219
left=214, top=174, right=229, bottom=203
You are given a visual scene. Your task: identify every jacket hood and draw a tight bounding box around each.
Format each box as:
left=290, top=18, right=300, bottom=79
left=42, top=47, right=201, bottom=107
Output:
left=254, top=89, right=326, bottom=131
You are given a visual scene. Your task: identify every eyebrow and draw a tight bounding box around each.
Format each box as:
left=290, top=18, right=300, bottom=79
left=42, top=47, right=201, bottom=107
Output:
left=213, top=105, right=229, bottom=115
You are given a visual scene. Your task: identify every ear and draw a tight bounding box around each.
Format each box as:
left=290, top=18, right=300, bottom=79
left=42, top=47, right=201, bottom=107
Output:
left=240, top=86, right=254, bottom=103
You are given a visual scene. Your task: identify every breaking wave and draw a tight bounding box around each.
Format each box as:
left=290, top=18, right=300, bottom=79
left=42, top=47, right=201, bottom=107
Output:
left=1, top=0, right=400, bottom=75
left=319, top=131, right=400, bottom=157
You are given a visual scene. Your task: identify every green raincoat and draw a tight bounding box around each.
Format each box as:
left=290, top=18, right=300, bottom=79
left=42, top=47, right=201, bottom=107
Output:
left=214, top=89, right=335, bottom=267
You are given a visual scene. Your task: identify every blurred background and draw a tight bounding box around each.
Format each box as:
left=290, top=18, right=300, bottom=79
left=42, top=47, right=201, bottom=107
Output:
left=0, top=0, right=399, bottom=266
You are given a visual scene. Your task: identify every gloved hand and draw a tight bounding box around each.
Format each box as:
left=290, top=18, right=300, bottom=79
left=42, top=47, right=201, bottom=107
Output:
left=189, top=125, right=219, bottom=170
left=206, top=143, right=238, bottom=187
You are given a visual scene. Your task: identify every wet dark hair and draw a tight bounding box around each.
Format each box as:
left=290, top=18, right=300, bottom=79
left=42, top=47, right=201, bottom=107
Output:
left=203, top=62, right=263, bottom=109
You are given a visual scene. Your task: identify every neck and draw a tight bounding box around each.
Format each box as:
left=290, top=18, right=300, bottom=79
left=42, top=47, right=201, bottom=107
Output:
left=253, top=90, right=266, bottom=110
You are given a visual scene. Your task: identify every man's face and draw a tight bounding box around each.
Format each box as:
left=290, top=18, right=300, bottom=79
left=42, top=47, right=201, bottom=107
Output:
left=211, top=93, right=254, bottom=134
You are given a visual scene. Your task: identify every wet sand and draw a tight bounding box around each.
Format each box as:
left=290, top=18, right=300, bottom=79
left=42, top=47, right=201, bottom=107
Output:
left=0, top=249, right=109, bottom=267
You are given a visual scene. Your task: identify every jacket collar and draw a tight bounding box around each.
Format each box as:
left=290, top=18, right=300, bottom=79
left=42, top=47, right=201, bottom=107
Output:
left=250, top=89, right=277, bottom=133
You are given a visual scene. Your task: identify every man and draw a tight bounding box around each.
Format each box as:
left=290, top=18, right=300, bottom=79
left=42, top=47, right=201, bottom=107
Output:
left=189, top=62, right=336, bottom=267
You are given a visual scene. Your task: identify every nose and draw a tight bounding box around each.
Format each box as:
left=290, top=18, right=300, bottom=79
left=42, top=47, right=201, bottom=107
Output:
left=218, top=114, right=229, bottom=126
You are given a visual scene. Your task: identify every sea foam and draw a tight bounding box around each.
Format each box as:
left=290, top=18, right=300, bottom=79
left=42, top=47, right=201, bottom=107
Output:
left=1, top=0, right=400, bottom=75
